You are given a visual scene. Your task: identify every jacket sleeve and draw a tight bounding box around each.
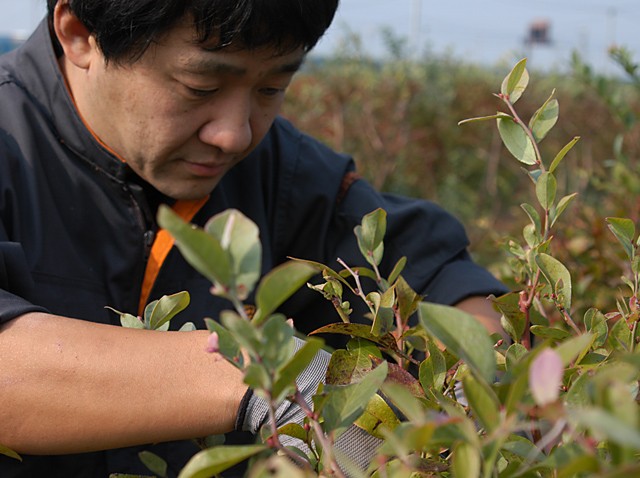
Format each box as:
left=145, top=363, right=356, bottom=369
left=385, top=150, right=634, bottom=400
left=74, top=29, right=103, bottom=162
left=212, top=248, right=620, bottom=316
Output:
left=0, top=239, right=48, bottom=323
left=272, top=122, right=508, bottom=309
left=0, top=133, right=48, bottom=323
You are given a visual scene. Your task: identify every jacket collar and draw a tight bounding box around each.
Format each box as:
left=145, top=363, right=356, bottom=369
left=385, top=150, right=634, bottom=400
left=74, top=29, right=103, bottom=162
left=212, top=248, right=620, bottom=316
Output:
left=13, top=19, right=128, bottom=180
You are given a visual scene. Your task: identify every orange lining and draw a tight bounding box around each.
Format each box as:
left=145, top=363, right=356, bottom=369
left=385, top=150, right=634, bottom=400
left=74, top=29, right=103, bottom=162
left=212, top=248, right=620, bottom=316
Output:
left=61, top=71, right=126, bottom=162
left=138, top=197, right=209, bottom=316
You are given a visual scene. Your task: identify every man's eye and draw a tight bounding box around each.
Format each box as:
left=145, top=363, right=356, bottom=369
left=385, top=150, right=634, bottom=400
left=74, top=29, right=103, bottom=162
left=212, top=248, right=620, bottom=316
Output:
left=186, top=87, right=218, bottom=98
left=260, top=87, right=285, bottom=97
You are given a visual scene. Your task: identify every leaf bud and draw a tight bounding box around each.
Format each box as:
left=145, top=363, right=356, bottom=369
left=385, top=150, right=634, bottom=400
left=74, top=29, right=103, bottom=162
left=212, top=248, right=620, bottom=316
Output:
left=205, top=332, right=220, bottom=354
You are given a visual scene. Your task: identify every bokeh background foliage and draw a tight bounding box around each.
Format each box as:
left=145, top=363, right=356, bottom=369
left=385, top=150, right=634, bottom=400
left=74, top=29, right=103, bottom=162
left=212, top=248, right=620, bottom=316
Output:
left=283, top=42, right=640, bottom=320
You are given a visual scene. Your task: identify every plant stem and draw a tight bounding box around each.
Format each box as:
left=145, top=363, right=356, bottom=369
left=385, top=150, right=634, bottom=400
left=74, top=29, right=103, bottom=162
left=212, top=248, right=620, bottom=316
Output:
left=265, top=394, right=313, bottom=470
left=338, top=258, right=375, bottom=316
left=331, top=297, right=352, bottom=324
left=559, top=307, right=582, bottom=335
left=294, top=391, right=347, bottom=478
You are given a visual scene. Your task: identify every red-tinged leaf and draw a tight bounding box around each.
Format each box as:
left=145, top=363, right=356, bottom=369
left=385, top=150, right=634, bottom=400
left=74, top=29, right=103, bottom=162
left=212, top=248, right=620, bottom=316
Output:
left=310, top=323, right=400, bottom=355
left=371, top=356, right=425, bottom=398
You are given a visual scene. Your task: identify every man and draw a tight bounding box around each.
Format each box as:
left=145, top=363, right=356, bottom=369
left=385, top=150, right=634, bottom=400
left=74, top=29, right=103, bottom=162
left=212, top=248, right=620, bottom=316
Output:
left=0, top=0, right=507, bottom=476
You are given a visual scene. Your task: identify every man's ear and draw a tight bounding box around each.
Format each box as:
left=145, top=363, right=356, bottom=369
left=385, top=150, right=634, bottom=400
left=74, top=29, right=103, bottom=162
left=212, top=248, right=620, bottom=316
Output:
left=52, top=1, right=96, bottom=69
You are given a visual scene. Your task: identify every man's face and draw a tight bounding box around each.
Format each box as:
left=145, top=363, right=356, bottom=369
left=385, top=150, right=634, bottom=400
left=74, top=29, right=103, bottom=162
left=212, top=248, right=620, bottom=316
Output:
left=73, top=22, right=304, bottom=200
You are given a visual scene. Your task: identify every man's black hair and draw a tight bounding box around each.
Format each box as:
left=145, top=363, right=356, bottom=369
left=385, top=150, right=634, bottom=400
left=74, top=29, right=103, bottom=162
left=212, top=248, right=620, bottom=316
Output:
left=47, top=0, right=339, bottom=62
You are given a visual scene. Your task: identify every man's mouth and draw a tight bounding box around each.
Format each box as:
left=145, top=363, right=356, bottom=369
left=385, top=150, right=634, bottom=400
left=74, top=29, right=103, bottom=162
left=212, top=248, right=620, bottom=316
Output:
left=182, top=160, right=230, bottom=178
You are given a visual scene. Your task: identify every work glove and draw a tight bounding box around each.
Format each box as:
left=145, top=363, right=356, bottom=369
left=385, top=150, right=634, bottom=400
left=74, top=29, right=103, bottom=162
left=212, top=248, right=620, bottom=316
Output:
left=236, top=336, right=383, bottom=473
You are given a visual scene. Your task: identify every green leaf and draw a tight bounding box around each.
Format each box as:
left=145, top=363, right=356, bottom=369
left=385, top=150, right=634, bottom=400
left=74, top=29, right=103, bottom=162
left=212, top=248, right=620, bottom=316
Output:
left=326, top=349, right=374, bottom=386
left=419, top=302, right=496, bottom=383
left=220, top=311, right=262, bottom=356
left=258, top=316, right=296, bottom=370
left=530, top=325, right=571, bottom=341
left=245, top=455, right=312, bottom=478
left=606, top=217, right=636, bottom=260
left=253, top=261, right=317, bottom=325
left=557, top=455, right=600, bottom=478
left=368, top=290, right=394, bottom=336
left=490, top=293, right=527, bottom=343
left=529, top=96, right=559, bottom=142
left=277, top=423, right=309, bottom=442
left=458, top=113, right=511, bottom=126
left=505, top=343, right=528, bottom=370
left=535, top=253, right=572, bottom=311
left=554, top=333, right=595, bottom=366
left=355, top=393, right=401, bottom=439
left=387, top=256, right=407, bottom=284
left=419, top=341, right=447, bottom=392
left=145, top=291, right=190, bottom=331
left=381, top=382, right=427, bottom=425
left=603, top=380, right=639, bottom=428
left=608, top=318, right=633, bottom=352
left=500, top=434, right=544, bottom=464
left=244, top=363, right=272, bottom=391
left=497, top=117, right=537, bottom=165
left=549, top=136, right=580, bottom=173
left=119, top=312, right=144, bottom=329
left=583, top=308, right=608, bottom=348
left=354, top=208, right=387, bottom=267
left=204, top=209, right=262, bottom=300
left=569, top=408, right=640, bottom=450
left=565, top=371, right=592, bottom=407
left=462, top=374, right=501, bottom=433
left=451, top=441, right=482, bottom=478
left=550, top=193, right=578, bottom=228
left=347, top=337, right=383, bottom=359
left=157, top=205, right=232, bottom=288
left=535, top=172, right=557, bottom=210
left=177, top=445, right=267, bottom=478
left=501, top=58, right=529, bottom=104
left=505, top=365, right=532, bottom=414
left=138, top=451, right=168, bottom=478
left=179, top=322, right=197, bottom=332
left=204, top=319, right=242, bottom=365
left=0, top=444, right=21, bottom=461
left=272, top=338, right=323, bottom=402
left=394, top=276, right=422, bottom=324
left=521, top=203, right=542, bottom=234
left=321, top=361, right=388, bottom=433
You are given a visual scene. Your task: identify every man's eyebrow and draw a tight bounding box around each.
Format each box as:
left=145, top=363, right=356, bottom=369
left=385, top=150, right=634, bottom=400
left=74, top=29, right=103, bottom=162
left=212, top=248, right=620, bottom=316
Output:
left=182, top=56, right=306, bottom=76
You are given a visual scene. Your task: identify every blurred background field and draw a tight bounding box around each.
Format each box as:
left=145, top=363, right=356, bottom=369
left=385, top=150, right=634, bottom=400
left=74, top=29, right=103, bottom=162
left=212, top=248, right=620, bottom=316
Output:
left=282, top=41, right=640, bottom=319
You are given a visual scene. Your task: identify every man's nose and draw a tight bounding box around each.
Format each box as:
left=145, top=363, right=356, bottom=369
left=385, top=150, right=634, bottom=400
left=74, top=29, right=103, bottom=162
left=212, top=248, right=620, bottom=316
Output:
left=198, top=98, right=252, bottom=154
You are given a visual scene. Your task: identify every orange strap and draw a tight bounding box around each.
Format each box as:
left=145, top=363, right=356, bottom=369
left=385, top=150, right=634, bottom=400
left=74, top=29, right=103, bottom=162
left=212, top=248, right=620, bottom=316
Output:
left=138, top=197, right=209, bottom=316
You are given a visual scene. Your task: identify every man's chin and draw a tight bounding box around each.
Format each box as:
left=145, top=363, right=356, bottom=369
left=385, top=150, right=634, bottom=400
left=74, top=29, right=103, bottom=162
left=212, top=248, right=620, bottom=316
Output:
left=157, top=179, right=219, bottom=201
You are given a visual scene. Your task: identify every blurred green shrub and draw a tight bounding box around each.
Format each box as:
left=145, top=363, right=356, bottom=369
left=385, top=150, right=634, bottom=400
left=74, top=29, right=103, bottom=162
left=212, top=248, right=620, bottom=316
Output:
left=282, top=42, right=640, bottom=319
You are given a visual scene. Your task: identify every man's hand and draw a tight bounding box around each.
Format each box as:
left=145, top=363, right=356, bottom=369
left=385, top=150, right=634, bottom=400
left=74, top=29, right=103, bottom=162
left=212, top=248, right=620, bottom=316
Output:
left=455, top=295, right=508, bottom=341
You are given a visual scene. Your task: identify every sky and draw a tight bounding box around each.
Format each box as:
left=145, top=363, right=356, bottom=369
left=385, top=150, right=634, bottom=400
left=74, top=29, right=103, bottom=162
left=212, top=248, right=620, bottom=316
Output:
left=0, top=0, right=638, bottom=75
